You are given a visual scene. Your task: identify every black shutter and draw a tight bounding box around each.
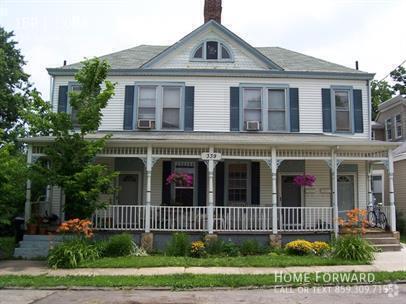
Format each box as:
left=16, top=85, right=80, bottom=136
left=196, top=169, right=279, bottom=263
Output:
left=230, top=87, right=240, bottom=131
left=123, top=85, right=135, bottom=130
left=251, top=162, right=260, bottom=205
left=57, top=85, right=68, bottom=113
left=353, top=89, right=364, bottom=133
left=289, top=88, right=299, bottom=132
left=215, top=162, right=225, bottom=206
left=162, top=161, right=172, bottom=205
left=197, top=162, right=207, bottom=206
left=184, top=86, right=194, bottom=131
left=322, top=88, right=332, bottom=132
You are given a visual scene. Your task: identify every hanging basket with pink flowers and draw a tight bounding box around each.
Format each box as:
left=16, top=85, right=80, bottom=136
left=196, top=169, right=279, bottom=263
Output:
left=293, top=174, right=316, bottom=187
left=166, top=172, right=193, bottom=187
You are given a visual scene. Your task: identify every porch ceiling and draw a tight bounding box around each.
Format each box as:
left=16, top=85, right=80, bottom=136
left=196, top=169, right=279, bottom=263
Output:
left=25, top=131, right=398, bottom=152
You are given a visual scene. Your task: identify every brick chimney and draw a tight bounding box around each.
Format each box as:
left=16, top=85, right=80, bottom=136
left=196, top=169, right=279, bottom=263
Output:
left=204, top=0, right=222, bottom=23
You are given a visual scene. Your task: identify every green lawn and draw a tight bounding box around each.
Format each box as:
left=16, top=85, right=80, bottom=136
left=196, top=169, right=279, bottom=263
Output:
left=0, top=272, right=405, bottom=289
left=0, top=237, right=15, bottom=260
left=80, top=254, right=368, bottom=268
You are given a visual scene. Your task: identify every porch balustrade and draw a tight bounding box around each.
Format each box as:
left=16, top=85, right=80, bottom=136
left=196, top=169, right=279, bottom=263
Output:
left=92, top=205, right=334, bottom=233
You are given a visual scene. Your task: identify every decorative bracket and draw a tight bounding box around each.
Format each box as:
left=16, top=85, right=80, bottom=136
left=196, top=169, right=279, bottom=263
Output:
left=264, top=158, right=284, bottom=171
left=140, top=156, right=160, bottom=170
left=203, top=160, right=219, bottom=170
left=382, top=160, right=390, bottom=172
left=325, top=159, right=343, bottom=170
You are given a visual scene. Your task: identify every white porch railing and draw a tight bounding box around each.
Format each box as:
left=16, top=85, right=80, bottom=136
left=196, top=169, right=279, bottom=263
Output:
left=213, top=206, right=273, bottom=231
left=93, top=205, right=334, bottom=232
left=93, top=205, right=145, bottom=230
left=150, top=206, right=208, bottom=231
left=277, top=207, right=333, bottom=232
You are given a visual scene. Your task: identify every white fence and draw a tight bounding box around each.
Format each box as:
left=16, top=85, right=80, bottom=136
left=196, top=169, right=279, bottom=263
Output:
left=93, top=205, right=334, bottom=233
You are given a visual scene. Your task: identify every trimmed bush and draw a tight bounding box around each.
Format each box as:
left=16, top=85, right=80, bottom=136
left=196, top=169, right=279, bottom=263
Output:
left=223, top=241, right=240, bottom=257
left=205, top=238, right=225, bottom=256
left=48, top=239, right=100, bottom=269
left=285, top=240, right=314, bottom=255
left=239, top=240, right=263, bottom=256
left=190, top=241, right=206, bottom=258
left=312, top=241, right=330, bottom=255
left=332, top=235, right=375, bottom=262
left=102, top=234, right=135, bottom=257
left=165, top=233, right=190, bottom=256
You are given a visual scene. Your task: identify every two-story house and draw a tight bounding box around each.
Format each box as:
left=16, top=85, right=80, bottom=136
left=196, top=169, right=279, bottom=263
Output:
left=373, top=94, right=406, bottom=217
left=24, top=0, right=399, bottom=247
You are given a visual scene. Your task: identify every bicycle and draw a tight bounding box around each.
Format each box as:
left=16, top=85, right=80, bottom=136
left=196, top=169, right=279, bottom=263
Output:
left=367, top=202, right=388, bottom=229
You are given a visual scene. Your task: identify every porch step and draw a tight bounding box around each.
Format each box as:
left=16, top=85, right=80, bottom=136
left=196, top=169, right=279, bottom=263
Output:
left=364, top=237, right=400, bottom=245
left=374, top=244, right=402, bottom=252
left=13, top=235, right=64, bottom=259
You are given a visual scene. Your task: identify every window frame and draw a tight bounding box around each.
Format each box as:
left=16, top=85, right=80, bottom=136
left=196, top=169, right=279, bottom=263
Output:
left=171, top=161, right=198, bottom=206
left=331, top=86, right=354, bottom=134
left=395, top=114, right=402, bottom=139
left=134, top=82, right=185, bottom=131
left=67, top=81, right=82, bottom=127
left=371, top=169, right=385, bottom=205
left=385, top=118, right=393, bottom=141
left=239, top=84, right=290, bottom=132
left=190, top=40, right=234, bottom=62
left=225, top=161, right=251, bottom=206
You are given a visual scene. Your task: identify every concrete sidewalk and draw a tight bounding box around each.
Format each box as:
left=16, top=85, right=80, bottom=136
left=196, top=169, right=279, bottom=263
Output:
left=1, top=248, right=405, bottom=277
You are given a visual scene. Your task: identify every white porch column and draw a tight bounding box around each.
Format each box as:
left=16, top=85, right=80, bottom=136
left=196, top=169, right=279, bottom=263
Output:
left=388, top=149, right=396, bottom=232
left=24, top=145, right=33, bottom=228
left=145, top=145, right=153, bottom=233
left=271, top=147, right=278, bottom=234
left=367, top=161, right=373, bottom=207
left=207, top=146, right=215, bottom=234
left=331, top=150, right=339, bottom=237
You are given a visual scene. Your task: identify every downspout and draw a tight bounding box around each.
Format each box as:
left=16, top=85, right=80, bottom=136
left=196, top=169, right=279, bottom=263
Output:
left=367, top=79, right=372, bottom=140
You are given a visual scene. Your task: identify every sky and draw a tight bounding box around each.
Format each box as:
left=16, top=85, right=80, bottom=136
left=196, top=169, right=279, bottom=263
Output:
left=1, top=0, right=405, bottom=100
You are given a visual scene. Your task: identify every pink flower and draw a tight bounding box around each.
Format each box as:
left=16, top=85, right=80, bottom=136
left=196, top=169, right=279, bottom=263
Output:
left=293, top=174, right=316, bottom=187
left=166, top=172, right=193, bottom=187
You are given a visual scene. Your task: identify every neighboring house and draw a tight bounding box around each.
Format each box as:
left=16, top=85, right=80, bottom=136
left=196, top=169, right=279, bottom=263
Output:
left=24, top=0, right=398, bottom=247
left=373, top=95, right=406, bottom=216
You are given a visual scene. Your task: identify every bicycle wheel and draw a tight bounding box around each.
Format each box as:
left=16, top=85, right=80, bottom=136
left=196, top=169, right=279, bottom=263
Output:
left=368, top=211, right=377, bottom=228
left=378, top=212, right=388, bottom=230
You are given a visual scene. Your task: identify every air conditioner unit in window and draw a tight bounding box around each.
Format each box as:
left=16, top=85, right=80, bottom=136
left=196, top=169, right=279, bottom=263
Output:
left=245, top=121, right=260, bottom=131
left=138, top=119, right=155, bottom=129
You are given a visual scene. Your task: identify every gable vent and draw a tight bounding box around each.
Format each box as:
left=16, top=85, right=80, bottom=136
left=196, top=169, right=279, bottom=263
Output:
left=204, top=0, right=222, bottom=24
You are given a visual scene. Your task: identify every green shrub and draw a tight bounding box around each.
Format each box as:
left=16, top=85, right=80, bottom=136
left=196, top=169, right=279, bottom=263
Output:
left=205, top=238, right=225, bottom=256
left=102, top=234, right=135, bottom=257
left=165, top=233, right=190, bottom=256
left=332, top=235, right=375, bottom=262
left=239, top=240, right=264, bottom=256
left=223, top=241, right=240, bottom=257
left=48, top=239, right=100, bottom=269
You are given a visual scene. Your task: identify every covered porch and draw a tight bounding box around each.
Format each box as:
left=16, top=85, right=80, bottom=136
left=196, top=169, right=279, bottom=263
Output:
left=27, top=132, right=398, bottom=236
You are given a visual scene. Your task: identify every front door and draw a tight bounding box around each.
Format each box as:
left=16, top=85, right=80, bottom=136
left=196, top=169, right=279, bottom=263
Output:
left=118, top=173, right=139, bottom=205
left=337, top=175, right=355, bottom=213
left=280, top=175, right=302, bottom=229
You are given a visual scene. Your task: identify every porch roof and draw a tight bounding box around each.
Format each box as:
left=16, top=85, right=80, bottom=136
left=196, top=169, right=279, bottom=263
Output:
left=24, top=131, right=398, bottom=151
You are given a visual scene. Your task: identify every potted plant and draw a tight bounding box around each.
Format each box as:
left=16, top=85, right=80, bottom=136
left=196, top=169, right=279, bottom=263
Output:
left=166, top=172, right=193, bottom=187
left=38, top=217, right=50, bottom=235
left=293, top=174, right=316, bottom=187
left=26, top=217, right=38, bottom=235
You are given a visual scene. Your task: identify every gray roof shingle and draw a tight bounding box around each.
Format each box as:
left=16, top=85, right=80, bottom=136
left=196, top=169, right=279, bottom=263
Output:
left=59, top=45, right=364, bottom=74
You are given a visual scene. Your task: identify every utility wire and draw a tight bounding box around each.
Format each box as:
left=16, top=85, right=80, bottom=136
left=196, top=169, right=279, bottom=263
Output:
left=379, top=59, right=406, bottom=82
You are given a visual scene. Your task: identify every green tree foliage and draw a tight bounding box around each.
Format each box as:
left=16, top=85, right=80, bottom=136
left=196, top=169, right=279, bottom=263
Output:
left=0, top=27, right=31, bottom=144
left=390, top=66, right=406, bottom=96
left=31, top=58, right=117, bottom=219
left=371, top=80, right=394, bottom=120
left=0, top=143, right=27, bottom=225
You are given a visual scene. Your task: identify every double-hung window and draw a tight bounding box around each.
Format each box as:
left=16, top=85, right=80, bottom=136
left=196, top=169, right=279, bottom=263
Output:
left=137, top=86, right=157, bottom=128
left=268, top=89, right=287, bottom=131
left=227, top=163, right=248, bottom=204
left=162, top=87, right=181, bottom=129
left=68, top=83, right=81, bottom=127
left=395, top=114, right=402, bottom=138
left=385, top=118, right=393, bottom=141
left=334, top=89, right=351, bottom=132
left=243, top=88, right=262, bottom=129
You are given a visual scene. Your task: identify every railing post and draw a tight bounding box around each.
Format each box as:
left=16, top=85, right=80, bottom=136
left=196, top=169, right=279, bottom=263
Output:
left=24, top=145, right=33, bottom=229
left=271, top=147, right=278, bottom=234
left=145, top=145, right=153, bottom=233
left=388, top=149, right=396, bottom=232
left=331, top=150, right=339, bottom=237
left=207, top=147, right=215, bottom=234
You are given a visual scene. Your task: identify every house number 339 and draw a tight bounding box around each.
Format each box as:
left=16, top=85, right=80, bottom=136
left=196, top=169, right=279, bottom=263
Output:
left=201, top=153, right=222, bottom=160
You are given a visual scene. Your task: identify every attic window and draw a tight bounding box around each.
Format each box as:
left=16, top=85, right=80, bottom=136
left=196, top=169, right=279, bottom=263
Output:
left=192, top=41, right=232, bottom=61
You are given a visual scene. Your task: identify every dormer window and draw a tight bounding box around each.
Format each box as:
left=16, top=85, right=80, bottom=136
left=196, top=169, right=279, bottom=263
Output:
left=192, top=40, right=233, bottom=61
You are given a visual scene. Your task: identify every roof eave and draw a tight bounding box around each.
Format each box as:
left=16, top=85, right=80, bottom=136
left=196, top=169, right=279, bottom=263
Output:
left=47, top=68, right=375, bottom=80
